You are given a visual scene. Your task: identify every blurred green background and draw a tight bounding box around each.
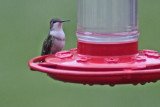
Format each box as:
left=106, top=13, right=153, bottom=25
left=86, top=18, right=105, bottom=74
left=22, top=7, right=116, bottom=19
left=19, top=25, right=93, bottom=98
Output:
left=0, top=0, right=160, bottom=107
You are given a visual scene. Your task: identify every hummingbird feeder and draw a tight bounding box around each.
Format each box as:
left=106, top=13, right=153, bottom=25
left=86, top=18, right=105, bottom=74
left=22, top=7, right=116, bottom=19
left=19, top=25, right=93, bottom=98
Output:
left=28, top=0, right=160, bottom=86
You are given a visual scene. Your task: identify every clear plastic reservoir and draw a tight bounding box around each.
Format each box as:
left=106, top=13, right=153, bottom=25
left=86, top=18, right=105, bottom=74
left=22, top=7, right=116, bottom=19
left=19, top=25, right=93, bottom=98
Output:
left=77, top=0, right=139, bottom=43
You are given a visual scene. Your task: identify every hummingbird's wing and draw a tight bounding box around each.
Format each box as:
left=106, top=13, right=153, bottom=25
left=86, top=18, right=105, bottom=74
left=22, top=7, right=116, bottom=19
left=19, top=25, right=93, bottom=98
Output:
left=41, top=35, right=52, bottom=55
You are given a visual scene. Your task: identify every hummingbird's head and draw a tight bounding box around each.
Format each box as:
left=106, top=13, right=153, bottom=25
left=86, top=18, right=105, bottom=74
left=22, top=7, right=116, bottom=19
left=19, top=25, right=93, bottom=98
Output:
left=50, top=18, right=70, bottom=30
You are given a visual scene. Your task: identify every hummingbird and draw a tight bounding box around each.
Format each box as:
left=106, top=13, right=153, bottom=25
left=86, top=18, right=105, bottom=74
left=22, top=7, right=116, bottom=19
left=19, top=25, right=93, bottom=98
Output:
left=41, top=18, right=70, bottom=56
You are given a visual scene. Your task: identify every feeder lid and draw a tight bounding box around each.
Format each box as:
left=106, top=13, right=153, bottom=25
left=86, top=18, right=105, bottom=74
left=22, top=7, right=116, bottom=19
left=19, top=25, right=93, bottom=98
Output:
left=28, top=48, right=160, bottom=86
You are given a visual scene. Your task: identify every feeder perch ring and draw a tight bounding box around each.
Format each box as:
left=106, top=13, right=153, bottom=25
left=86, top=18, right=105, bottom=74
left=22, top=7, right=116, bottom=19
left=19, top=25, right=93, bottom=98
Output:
left=28, top=48, right=160, bottom=86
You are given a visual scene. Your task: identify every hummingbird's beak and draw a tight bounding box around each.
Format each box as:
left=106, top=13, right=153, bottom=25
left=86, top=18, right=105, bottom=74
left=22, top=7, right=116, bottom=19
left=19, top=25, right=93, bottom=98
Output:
left=60, top=20, right=71, bottom=22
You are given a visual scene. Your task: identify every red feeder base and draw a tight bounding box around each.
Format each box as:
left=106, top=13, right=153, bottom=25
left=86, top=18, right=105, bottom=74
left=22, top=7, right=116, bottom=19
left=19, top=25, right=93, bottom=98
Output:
left=28, top=47, right=160, bottom=86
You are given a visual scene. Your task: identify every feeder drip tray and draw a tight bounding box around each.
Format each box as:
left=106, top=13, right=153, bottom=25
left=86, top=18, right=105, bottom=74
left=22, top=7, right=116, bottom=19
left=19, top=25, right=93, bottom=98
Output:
left=28, top=47, right=160, bottom=86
